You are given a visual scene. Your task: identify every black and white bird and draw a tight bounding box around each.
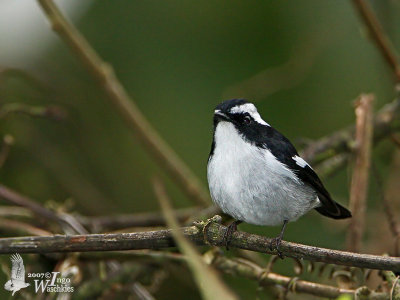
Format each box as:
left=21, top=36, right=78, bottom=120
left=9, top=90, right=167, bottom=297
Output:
left=207, top=99, right=351, bottom=254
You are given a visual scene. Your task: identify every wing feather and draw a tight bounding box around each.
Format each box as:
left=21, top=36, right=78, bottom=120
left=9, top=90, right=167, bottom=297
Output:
left=260, top=127, right=349, bottom=218
left=10, top=253, right=25, bottom=281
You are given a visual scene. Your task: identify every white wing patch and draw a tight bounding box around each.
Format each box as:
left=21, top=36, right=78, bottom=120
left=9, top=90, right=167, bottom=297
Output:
left=292, top=155, right=312, bottom=169
left=230, top=103, right=270, bottom=126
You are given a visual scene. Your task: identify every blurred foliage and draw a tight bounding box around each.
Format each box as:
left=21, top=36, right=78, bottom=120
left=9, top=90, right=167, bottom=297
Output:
left=1, top=1, right=400, bottom=299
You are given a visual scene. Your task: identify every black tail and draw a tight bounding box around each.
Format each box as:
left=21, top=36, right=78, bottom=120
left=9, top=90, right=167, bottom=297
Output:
left=315, top=201, right=352, bottom=219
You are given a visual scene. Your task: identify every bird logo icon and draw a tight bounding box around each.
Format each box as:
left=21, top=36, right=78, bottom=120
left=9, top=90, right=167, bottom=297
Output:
left=4, top=254, right=30, bottom=296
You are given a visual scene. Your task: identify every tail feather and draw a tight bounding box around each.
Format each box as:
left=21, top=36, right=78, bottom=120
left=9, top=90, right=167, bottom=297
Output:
left=315, top=201, right=352, bottom=219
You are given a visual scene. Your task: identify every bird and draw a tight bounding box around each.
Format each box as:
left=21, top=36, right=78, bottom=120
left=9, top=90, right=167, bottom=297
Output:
left=4, top=253, right=30, bottom=296
left=207, top=99, right=351, bottom=256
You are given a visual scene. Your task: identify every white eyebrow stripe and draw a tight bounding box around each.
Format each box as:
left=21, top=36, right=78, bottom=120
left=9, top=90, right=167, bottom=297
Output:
left=292, top=155, right=312, bottom=169
left=230, top=103, right=270, bottom=126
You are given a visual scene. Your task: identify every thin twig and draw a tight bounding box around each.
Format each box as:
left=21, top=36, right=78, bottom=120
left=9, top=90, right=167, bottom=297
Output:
left=0, top=103, right=67, bottom=121
left=0, top=67, right=50, bottom=92
left=36, top=0, right=210, bottom=207
left=314, top=153, right=350, bottom=178
left=0, top=217, right=52, bottom=236
left=381, top=271, right=400, bottom=300
left=346, top=94, right=374, bottom=252
left=131, top=282, right=156, bottom=300
left=0, top=206, right=33, bottom=218
left=0, top=184, right=66, bottom=224
left=0, top=219, right=399, bottom=272
left=0, top=184, right=87, bottom=234
left=351, top=0, right=400, bottom=82
left=390, top=276, right=400, bottom=300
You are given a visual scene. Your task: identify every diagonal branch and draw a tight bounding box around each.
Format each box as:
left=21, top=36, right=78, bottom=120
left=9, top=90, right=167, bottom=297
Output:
left=0, top=218, right=399, bottom=272
left=0, top=217, right=52, bottom=236
left=0, top=184, right=66, bottom=224
left=36, top=0, right=210, bottom=207
left=351, top=0, right=400, bottom=82
left=0, top=184, right=87, bottom=234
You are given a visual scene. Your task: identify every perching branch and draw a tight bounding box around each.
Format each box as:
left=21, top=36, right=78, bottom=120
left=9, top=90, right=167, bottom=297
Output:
left=0, top=217, right=399, bottom=273
left=36, top=0, right=210, bottom=207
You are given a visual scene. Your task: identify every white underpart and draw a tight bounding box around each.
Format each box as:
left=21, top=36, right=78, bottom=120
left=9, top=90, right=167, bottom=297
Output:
left=230, top=103, right=270, bottom=126
left=207, top=121, right=320, bottom=226
left=292, top=155, right=312, bottom=169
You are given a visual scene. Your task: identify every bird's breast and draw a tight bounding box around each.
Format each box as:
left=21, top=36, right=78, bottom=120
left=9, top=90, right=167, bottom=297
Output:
left=207, top=122, right=317, bottom=225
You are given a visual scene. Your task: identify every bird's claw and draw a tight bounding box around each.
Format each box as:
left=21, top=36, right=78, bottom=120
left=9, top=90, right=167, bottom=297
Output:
left=223, top=221, right=239, bottom=250
left=269, top=236, right=284, bottom=259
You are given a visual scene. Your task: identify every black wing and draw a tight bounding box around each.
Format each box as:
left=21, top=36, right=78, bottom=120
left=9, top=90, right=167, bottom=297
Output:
left=290, top=162, right=351, bottom=219
left=260, top=126, right=351, bottom=219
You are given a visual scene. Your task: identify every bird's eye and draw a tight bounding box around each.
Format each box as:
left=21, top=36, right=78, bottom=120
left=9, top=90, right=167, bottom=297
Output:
left=243, top=115, right=252, bottom=125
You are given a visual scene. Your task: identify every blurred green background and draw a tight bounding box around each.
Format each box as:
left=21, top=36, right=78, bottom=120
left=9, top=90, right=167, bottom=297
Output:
left=1, top=1, right=399, bottom=299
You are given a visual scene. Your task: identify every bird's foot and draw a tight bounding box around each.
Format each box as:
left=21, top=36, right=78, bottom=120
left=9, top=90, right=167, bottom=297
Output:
left=269, top=236, right=284, bottom=259
left=223, top=220, right=241, bottom=250
left=269, top=220, right=288, bottom=259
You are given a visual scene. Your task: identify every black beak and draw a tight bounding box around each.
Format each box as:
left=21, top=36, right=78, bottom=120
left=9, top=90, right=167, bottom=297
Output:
left=214, top=110, right=230, bottom=121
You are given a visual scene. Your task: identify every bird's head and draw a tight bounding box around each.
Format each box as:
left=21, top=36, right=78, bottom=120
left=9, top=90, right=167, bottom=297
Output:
left=212, top=99, right=270, bottom=146
left=4, top=280, right=14, bottom=291
left=214, top=99, right=269, bottom=127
